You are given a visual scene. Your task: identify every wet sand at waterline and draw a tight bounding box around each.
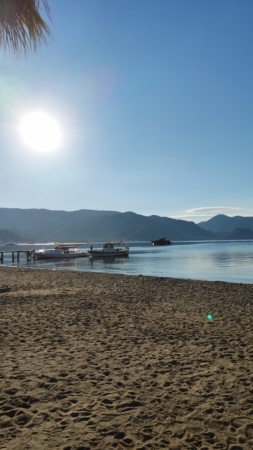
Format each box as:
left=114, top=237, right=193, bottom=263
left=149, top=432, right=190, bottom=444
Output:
left=1, top=267, right=253, bottom=450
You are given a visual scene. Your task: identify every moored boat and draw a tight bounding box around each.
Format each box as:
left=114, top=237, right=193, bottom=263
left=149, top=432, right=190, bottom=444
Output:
left=88, top=241, right=129, bottom=257
left=35, top=243, right=89, bottom=260
left=151, top=237, right=172, bottom=246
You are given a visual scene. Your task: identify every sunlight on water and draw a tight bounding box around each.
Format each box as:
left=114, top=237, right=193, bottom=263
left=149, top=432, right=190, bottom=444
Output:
left=0, top=241, right=253, bottom=284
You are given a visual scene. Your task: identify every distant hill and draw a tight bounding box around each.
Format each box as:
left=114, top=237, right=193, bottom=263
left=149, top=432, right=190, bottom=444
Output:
left=148, top=215, right=214, bottom=240
left=2, top=208, right=252, bottom=242
left=0, top=229, right=24, bottom=244
left=217, top=228, right=253, bottom=240
left=48, top=211, right=215, bottom=242
left=0, top=208, right=119, bottom=241
left=198, top=214, right=253, bottom=233
left=0, top=208, right=214, bottom=242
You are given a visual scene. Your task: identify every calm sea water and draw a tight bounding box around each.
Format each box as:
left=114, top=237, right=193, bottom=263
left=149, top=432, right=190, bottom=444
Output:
left=1, top=241, right=253, bottom=284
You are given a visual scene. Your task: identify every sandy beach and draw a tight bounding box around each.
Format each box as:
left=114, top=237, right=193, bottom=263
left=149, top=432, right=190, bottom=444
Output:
left=1, top=266, right=253, bottom=450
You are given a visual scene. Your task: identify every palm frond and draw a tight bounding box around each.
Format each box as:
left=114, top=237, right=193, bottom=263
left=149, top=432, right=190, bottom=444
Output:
left=0, top=0, right=52, bottom=56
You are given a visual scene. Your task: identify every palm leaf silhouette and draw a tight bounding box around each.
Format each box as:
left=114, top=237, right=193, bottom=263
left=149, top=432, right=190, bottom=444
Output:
left=0, top=0, right=52, bottom=55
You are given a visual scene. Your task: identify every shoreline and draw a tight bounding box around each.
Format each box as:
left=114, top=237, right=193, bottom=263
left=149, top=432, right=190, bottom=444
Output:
left=1, top=263, right=253, bottom=286
left=1, top=266, right=253, bottom=449
left=1, top=239, right=253, bottom=285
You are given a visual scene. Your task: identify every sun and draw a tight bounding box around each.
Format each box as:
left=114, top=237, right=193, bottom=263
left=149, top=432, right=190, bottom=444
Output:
left=19, top=111, right=61, bottom=152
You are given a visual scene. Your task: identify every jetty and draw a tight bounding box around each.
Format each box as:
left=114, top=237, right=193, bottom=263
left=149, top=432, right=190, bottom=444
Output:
left=0, top=242, right=91, bottom=264
left=0, top=250, right=36, bottom=263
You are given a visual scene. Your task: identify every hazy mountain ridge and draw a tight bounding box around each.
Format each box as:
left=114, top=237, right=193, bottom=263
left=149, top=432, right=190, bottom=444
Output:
left=0, top=209, right=252, bottom=243
left=216, top=228, right=253, bottom=240
left=149, top=215, right=214, bottom=240
left=0, top=208, right=119, bottom=241
left=48, top=212, right=190, bottom=241
left=199, top=214, right=253, bottom=233
left=0, top=208, right=214, bottom=242
left=0, top=229, right=25, bottom=244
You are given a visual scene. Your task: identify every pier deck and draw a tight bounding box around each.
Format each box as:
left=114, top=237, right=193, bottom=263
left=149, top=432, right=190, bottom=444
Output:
left=0, top=250, right=36, bottom=263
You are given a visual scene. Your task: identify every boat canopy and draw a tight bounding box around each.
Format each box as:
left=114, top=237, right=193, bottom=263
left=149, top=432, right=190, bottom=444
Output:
left=102, top=242, right=126, bottom=248
left=54, top=242, right=87, bottom=249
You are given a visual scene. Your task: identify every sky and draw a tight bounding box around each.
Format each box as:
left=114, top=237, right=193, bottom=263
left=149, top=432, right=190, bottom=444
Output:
left=0, top=0, right=253, bottom=223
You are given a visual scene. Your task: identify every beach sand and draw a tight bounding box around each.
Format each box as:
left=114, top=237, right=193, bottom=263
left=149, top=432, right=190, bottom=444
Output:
left=1, top=266, right=253, bottom=450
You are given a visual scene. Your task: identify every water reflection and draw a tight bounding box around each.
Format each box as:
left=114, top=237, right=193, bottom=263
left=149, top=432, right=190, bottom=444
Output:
left=89, top=256, right=130, bottom=273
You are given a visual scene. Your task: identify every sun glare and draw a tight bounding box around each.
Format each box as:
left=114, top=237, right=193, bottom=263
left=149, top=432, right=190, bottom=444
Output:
left=19, top=111, right=61, bottom=152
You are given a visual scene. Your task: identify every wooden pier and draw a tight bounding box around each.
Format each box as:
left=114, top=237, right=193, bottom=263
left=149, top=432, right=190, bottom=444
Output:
left=0, top=250, right=36, bottom=263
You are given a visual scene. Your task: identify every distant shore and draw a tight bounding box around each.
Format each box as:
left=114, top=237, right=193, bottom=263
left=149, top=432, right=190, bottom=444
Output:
left=1, top=266, right=253, bottom=449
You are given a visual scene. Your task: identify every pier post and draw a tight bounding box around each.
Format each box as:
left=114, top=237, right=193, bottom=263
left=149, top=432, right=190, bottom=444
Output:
left=17, top=252, right=20, bottom=262
left=0, top=252, right=3, bottom=263
left=12, top=252, right=14, bottom=262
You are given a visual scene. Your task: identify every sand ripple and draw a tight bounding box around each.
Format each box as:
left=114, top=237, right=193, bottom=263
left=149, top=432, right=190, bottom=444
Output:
left=1, top=267, right=253, bottom=449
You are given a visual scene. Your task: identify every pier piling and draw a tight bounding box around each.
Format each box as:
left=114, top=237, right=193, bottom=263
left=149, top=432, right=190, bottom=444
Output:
left=0, top=249, right=36, bottom=264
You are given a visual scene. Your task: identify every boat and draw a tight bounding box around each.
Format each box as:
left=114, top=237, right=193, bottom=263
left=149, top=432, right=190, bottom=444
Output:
left=35, top=243, right=89, bottom=260
left=151, top=237, right=172, bottom=246
left=88, top=241, right=129, bottom=258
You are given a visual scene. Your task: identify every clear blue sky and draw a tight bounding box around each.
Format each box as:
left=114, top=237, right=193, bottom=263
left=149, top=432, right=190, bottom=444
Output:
left=1, top=0, right=253, bottom=223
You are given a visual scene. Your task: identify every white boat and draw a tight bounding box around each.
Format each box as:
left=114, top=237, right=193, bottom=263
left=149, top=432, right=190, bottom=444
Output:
left=88, top=241, right=129, bottom=258
left=35, top=243, right=89, bottom=260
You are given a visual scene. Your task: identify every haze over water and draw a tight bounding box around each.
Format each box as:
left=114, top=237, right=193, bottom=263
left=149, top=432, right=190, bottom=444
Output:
left=1, top=241, right=253, bottom=284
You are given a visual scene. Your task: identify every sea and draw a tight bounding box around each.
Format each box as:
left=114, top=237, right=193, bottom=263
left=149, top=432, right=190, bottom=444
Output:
left=1, top=240, right=253, bottom=284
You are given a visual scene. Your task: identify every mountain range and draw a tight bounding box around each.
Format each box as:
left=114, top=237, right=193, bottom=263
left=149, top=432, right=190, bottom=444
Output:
left=198, top=214, right=253, bottom=233
left=0, top=209, right=252, bottom=243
